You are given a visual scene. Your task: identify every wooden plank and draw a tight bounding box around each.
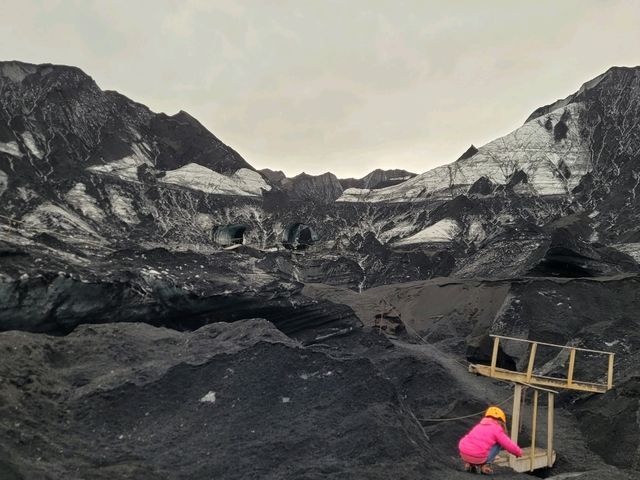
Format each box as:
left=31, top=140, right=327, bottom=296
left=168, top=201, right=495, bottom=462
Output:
left=490, top=337, right=500, bottom=376
left=547, top=392, right=554, bottom=468
left=608, top=353, right=615, bottom=390
left=511, top=384, right=522, bottom=444
left=530, top=389, right=538, bottom=471
left=490, top=334, right=614, bottom=355
left=468, top=364, right=608, bottom=394
left=567, top=348, right=576, bottom=386
left=495, top=447, right=555, bottom=473
left=526, top=342, right=538, bottom=382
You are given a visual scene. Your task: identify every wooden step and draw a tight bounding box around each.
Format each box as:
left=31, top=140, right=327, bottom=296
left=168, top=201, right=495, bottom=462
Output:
left=494, top=447, right=556, bottom=472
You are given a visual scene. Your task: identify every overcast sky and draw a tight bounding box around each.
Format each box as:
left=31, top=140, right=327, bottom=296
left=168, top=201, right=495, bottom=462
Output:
left=2, top=0, right=640, bottom=178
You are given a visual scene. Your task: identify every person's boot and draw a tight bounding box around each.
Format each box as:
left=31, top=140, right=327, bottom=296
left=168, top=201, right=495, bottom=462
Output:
left=480, top=464, right=493, bottom=475
left=463, top=462, right=474, bottom=473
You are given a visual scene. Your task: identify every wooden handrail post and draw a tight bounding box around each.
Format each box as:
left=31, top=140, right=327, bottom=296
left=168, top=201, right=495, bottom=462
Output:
left=530, top=389, right=538, bottom=472
left=510, top=384, right=523, bottom=470
left=547, top=392, right=554, bottom=468
left=608, top=353, right=615, bottom=390
left=490, top=336, right=500, bottom=376
left=567, top=348, right=576, bottom=386
left=526, top=342, right=538, bottom=382
left=511, top=384, right=522, bottom=444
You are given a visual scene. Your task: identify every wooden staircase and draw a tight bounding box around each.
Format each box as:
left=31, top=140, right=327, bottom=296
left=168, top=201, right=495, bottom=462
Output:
left=469, top=335, right=615, bottom=473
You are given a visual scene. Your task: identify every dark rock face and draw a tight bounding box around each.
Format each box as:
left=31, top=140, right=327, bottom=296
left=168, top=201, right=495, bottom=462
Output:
left=0, top=246, right=360, bottom=339
left=278, top=172, right=344, bottom=203
left=347, top=232, right=455, bottom=289
left=467, top=176, right=494, bottom=196
left=258, top=167, right=286, bottom=183
left=456, top=144, right=479, bottom=161
left=530, top=216, right=640, bottom=277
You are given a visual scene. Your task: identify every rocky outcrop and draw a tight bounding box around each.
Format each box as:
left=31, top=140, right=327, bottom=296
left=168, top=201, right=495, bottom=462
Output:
left=340, top=168, right=416, bottom=190
left=467, top=176, right=495, bottom=196
left=0, top=246, right=360, bottom=340
left=259, top=168, right=286, bottom=184
left=456, top=144, right=479, bottom=161
left=531, top=215, right=640, bottom=277
left=278, top=172, right=344, bottom=203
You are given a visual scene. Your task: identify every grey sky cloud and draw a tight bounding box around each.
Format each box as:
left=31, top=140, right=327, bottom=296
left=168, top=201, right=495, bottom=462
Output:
left=1, top=0, right=639, bottom=177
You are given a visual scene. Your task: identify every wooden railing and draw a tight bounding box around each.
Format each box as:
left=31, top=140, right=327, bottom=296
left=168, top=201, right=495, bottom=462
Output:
left=472, top=334, right=616, bottom=472
left=482, top=335, right=615, bottom=393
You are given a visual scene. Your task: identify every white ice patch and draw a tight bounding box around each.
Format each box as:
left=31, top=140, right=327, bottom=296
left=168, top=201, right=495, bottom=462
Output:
left=195, top=213, right=214, bottom=230
left=467, top=220, right=486, bottom=243
left=395, top=219, right=461, bottom=245
left=16, top=187, right=38, bottom=202
left=21, top=202, right=103, bottom=238
left=21, top=132, right=43, bottom=159
left=378, top=222, right=420, bottom=243
left=231, top=168, right=272, bottom=195
left=88, top=156, right=143, bottom=181
left=612, top=243, right=640, bottom=263
left=337, top=102, right=590, bottom=202
left=0, top=169, right=7, bottom=196
left=87, top=143, right=151, bottom=181
left=281, top=397, right=290, bottom=403
left=65, top=183, right=106, bottom=222
left=337, top=188, right=373, bottom=202
left=0, top=141, right=21, bottom=157
left=107, top=187, right=139, bottom=225
left=200, top=391, right=216, bottom=403
left=160, top=163, right=271, bottom=197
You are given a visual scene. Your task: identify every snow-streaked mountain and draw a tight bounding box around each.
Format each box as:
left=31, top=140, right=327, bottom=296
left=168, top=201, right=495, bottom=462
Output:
left=338, top=102, right=588, bottom=202
left=0, top=61, right=257, bottom=195
left=2, top=61, right=640, bottom=290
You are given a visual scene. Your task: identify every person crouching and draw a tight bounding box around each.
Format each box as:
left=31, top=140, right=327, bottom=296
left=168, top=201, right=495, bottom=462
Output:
left=458, top=406, right=523, bottom=474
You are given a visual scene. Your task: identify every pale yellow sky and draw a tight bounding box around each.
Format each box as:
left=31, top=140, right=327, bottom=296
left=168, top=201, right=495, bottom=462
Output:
left=2, top=0, right=640, bottom=178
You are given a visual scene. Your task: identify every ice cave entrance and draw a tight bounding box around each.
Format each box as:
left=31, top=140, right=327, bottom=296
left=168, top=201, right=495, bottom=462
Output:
left=212, top=224, right=248, bottom=247
left=282, top=223, right=319, bottom=250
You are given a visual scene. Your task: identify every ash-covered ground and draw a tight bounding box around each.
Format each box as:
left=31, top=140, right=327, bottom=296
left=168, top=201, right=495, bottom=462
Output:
left=1, top=293, right=638, bottom=479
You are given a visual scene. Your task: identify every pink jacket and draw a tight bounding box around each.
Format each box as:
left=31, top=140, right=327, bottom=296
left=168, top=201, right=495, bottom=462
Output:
left=458, top=417, right=523, bottom=461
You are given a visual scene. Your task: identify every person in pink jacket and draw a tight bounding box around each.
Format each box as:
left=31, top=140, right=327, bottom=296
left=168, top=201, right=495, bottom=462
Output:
left=458, top=406, right=523, bottom=474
